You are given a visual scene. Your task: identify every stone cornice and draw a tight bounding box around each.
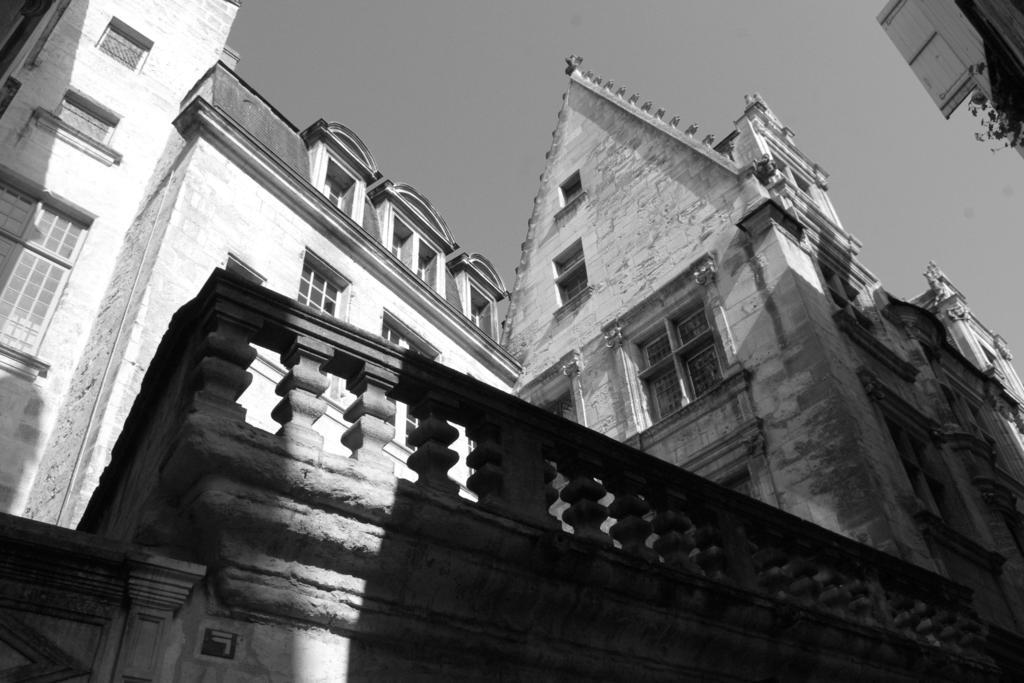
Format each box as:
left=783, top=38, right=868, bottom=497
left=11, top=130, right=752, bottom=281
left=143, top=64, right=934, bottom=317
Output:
left=172, top=97, right=520, bottom=384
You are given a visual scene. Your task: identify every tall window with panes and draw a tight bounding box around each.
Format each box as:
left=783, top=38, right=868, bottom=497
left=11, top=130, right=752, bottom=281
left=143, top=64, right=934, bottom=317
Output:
left=297, top=259, right=343, bottom=317
left=0, top=183, right=85, bottom=353
left=638, top=308, right=721, bottom=422
left=554, top=241, right=588, bottom=305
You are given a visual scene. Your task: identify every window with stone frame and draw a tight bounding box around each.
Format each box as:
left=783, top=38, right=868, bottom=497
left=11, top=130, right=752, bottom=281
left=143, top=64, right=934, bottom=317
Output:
left=97, top=19, right=152, bottom=71
left=57, top=92, right=118, bottom=145
left=297, top=254, right=347, bottom=319
left=541, top=389, right=577, bottom=423
left=818, top=261, right=859, bottom=309
left=638, top=307, right=722, bottom=422
left=558, top=170, right=583, bottom=206
left=0, top=181, right=86, bottom=354
left=883, top=417, right=959, bottom=525
left=554, top=240, right=588, bottom=306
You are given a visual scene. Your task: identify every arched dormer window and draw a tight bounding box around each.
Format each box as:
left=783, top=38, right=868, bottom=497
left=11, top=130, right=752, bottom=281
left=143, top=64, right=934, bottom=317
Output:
left=302, top=120, right=378, bottom=227
left=369, top=180, right=459, bottom=298
left=449, top=252, right=508, bottom=340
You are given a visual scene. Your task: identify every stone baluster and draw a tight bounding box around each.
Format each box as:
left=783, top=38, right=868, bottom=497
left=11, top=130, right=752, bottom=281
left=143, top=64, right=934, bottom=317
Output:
left=466, top=418, right=503, bottom=505
left=341, top=364, right=398, bottom=471
left=558, top=456, right=611, bottom=545
left=845, top=579, right=875, bottom=624
left=467, top=416, right=557, bottom=525
left=753, top=542, right=790, bottom=597
left=815, top=567, right=851, bottom=612
left=782, top=555, right=820, bottom=602
left=606, top=473, right=656, bottom=561
left=189, top=310, right=259, bottom=420
left=406, top=391, right=461, bottom=495
left=271, top=336, right=332, bottom=462
left=689, top=505, right=727, bottom=580
left=649, top=488, right=699, bottom=572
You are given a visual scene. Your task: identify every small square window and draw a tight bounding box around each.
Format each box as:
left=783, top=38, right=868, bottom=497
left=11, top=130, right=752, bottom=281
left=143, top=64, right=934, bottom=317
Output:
left=542, top=390, right=577, bottom=423
left=97, top=19, right=152, bottom=71
left=554, top=241, right=588, bottom=305
left=559, top=171, right=583, bottom=206
left=297, top=255, right=347, bottom=318
left=58, top=93, right=117, bottom=144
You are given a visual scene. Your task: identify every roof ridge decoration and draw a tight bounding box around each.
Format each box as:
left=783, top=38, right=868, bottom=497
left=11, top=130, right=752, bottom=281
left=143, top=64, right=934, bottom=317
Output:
left=563, top=55, right=739, bottom=173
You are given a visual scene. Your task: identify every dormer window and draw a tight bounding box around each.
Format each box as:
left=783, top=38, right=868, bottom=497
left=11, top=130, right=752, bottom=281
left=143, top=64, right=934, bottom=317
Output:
left=391, top=217, right=412, bottom=266
left=470, top=288, right=494, bottom=337
left=417, top=245, right=437, bottom=288
left=559, top=171, right=583, bottom=206
left=324, top=161, right=357, bottom=216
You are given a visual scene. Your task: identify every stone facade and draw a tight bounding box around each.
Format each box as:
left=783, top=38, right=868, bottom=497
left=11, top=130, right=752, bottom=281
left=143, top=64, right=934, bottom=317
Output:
left=504, top=57, right=1024, bottom=655
left=2, top=1, right=1024, bottom=679
left=0, top=1, right=517, bottom=526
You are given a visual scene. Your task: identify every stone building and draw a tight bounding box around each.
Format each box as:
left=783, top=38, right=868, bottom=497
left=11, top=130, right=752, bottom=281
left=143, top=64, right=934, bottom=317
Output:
left=504, top=55, right=1024, bottom=669
left=1, top=1, right=1024, bottom=680
left=0, top=0, right=516, bottom=526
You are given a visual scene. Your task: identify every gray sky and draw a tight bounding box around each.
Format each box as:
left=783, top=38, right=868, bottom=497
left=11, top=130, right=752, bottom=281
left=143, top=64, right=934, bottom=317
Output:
left=228, top=1, right=1024, bottom=369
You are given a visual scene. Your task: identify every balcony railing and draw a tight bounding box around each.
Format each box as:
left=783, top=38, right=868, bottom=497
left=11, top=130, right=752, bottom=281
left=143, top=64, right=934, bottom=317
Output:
left=82, top=270, right=994, bottom=670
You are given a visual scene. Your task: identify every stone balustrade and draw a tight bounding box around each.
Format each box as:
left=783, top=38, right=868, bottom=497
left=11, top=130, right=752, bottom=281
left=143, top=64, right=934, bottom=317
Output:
left=80, top=270, right=998, bottom=679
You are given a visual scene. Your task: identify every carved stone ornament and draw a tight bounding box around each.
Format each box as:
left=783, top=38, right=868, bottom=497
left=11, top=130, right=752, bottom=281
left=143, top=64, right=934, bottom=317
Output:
left=564, top=54, right=583, bottom=75
left=693, top=256, right=717, bottom=286
left=561, top=352, right=581, bottom=377
left=924, top=261, right=952, bottom=298
left=947, top=302, right=971, bottom=321
left=994, top=334, right=1013, bottom=361
left=753, top=154, right=779, bottom=186
left=603, top=322, right=624, bottom=349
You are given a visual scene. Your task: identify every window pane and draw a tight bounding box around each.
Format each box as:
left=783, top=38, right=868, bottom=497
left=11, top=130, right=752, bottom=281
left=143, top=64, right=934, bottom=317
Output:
left=686, top=345, right=721, bottom=397
left=0, top=184, right=33, bottom=237
left=98, top=26, right=146, bottom=69
left=543, top=392, right=576, bottom=423
left=676, top=310, right=710, bottom=346
left=558, top=266, right=588, bottom=302
left=0, top=249, right=66, bottom=351
left=649, top=370, right=683, bottom=419
left=643, top=333, right=671, bottom=367
left=297, top=262, right=340, bottom=316
left=27, top=208, right=82, bottom=260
